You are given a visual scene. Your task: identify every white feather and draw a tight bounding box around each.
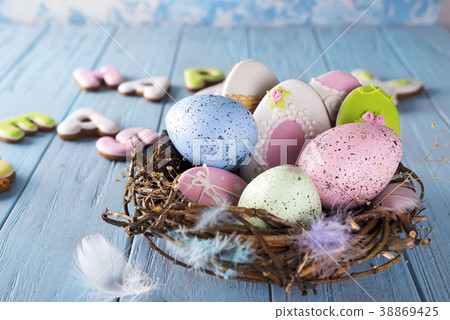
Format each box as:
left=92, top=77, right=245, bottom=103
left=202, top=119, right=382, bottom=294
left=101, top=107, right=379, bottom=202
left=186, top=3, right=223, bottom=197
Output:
left=373, top=183, right=422, bottom=214
left=74, top=234, right=158, bottom=300
left=190, top=206, right=234, bottom=232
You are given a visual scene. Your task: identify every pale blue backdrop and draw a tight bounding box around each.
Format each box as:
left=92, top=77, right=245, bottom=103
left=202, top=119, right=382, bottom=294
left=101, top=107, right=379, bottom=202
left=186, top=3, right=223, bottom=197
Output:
left=0, top=0, right=442, bottom=26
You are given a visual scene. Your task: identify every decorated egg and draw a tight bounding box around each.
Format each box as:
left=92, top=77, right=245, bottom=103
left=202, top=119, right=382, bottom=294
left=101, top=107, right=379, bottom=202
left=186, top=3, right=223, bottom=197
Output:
left=298, top=122, right=403, bottom=210
left=310, top=70, right=361, bottom=122
left=221, top=59, right=279, bottom=113
left=238, top=165, right=322, bottom=228
left=165, top=95, right=258, bottom=171
left=176, top=165, right=247, bottom=206
left=336, top=84, right=401, bottom=136
left=240, top=79, right=331, bottom=182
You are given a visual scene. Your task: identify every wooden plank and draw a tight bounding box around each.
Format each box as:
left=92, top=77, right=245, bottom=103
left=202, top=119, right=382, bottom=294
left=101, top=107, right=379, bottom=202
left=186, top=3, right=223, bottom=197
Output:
left=247, top=26, right=334, bottom=302
left=303, top=25, right=449, bottom=302
left=122, top=26, right=272, bottom=302
left=0, top=25, right=113, bottom=229
left=272, top=26, right=425, bottom=302
left=0, top=25, right=117, bottom=301
left=379, top=26, right=450, bottom=301
left=248, top=27, right=329, bottom=82
left=0, top=24, right=47, bottom=80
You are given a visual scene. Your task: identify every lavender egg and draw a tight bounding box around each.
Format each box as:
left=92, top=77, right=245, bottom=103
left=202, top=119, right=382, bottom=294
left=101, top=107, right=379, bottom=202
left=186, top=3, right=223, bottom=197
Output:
left=165, top=95, right=258, bottom=170
left=298, top=123, right=402, bottom=209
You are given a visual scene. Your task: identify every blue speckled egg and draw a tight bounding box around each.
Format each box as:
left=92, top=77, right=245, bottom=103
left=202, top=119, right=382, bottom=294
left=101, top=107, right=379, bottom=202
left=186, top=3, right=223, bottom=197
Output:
left=165, top=95, right=258, bottom=170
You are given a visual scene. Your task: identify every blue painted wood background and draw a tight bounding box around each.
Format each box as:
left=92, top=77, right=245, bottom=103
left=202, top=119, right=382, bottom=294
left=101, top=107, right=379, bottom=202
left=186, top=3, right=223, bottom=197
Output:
left=0, top=24, right=448, bottom=302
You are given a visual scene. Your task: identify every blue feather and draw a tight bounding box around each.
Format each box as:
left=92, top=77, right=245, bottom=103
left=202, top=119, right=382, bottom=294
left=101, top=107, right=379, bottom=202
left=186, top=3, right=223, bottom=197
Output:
left=167, top=230, right=255, bottom=272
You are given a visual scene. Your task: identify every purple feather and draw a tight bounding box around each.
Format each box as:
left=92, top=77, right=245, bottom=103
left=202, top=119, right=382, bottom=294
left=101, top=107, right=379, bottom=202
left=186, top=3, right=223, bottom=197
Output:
left=372, top=183, right=422, bottom=214
left=297, top=214, right=363, bottom=277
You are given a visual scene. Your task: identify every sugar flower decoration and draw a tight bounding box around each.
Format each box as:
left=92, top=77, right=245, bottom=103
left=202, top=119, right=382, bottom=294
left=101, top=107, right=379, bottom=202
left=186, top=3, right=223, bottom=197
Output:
left=267, top=86, right=291, bottom=109
left=361, top=111, right=385, bottom=125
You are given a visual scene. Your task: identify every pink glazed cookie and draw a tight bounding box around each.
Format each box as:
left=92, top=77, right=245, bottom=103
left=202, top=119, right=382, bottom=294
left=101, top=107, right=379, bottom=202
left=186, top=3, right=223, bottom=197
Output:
left=176, top=165, right=247, bottom=206
left=73, top=66, right=124, bottom=91
left=240, top=79, right=331, bottom=182
left=310, top=71, right=361, bottom=122
left=96, top=128, right=159, bottom=161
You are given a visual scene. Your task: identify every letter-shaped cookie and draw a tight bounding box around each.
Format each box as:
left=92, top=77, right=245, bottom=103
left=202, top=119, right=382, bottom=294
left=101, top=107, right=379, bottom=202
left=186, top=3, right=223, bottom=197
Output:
left=0, top=112, right=56, bottom=143
left=222, top=59, right=279, bottom=113
left=184, top=68, right=224, bottom=92
left=73, top=66, right=124, bottom=91
left=118, top=77, right=171, bottom=102
left=96, top=127, right=159, bottom=161
left=194, top=82, right=223, bottom=95
left=0, top=159, right=15, bottom=193
left=57, top=108, right=120, bottom=141
left=352, top=69, right=423, bottom=103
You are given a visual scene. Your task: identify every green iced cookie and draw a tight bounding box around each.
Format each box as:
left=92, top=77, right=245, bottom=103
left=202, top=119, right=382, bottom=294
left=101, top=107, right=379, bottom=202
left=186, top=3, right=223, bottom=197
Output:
left=0, top=112, right=56, bottom=142
left=184, top=67, right=224, bottom=92
left=336, top=84, right=401, bottom=136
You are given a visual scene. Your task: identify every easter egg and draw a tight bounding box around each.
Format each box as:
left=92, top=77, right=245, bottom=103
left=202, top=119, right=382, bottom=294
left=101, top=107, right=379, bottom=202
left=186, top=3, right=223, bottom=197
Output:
left=221, top=59, right=279, bottom=113
left=176, top=165, right=247, bottom=206
left=240, top=79, right=331, bottom=182
left=336, top=84, right=401, bottom=136
left=310, top=70, right=361, bottom=122
left=298, top=122, right=403, bottom=210
left=238, top=165, right=322, bottom=228
left=166, top=95, right=258, bottom=170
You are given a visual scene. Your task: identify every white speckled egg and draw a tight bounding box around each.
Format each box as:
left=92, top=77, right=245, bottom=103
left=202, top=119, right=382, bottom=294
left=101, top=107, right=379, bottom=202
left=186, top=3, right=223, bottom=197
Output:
left=298, top=122, right=402, bottom=209
left=238, top=165, right=322, bottom=228
left=166, top=95, right=258, bottom=170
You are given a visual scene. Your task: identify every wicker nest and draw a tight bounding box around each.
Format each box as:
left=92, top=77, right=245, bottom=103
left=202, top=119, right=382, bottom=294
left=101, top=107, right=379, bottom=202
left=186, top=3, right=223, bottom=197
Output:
left=103, top=131, right=432, bottom=296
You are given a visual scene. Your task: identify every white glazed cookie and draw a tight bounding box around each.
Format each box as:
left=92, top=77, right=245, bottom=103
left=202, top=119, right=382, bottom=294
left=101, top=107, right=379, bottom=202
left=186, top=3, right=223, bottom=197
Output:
left=118, top=77, right=171, bottom=102
left=222, top=59, right=279, bottom=113
left=310, top=70, right=361, bottom=122
left=352, top=69, right=423, bottom=104
left=57, top=108, right=120, bottom=141
left=240, top=79, right=331, bottom=182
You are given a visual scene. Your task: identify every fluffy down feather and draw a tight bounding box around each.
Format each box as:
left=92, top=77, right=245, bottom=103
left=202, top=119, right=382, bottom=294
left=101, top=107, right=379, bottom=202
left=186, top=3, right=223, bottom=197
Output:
left=373, top=183, right=422, bottom=214
left=297, top=214, right=363, bottom=277
left=74, top=234, right=158, bottom=300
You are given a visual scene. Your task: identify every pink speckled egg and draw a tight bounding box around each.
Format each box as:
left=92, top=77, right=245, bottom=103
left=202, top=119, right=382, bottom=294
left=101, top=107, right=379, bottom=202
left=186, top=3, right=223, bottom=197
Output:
left=298, top=123, right=402, bottom=209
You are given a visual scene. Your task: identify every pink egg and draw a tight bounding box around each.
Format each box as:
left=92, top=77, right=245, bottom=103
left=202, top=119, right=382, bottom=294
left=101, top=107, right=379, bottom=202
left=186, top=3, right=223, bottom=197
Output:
left=176, top=165, right=247, bottom=206
left=298, top=123, right=402, bottom=209
left=315, top=70, right=361, bottom=93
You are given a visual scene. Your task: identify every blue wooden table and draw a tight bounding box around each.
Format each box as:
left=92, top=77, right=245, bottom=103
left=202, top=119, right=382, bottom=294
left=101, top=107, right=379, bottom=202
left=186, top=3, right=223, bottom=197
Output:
left=0, top=24, right=449, bottom=302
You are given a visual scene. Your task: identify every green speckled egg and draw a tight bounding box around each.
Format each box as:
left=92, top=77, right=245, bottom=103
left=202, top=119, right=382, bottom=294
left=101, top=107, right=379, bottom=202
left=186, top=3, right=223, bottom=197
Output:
left=238, top=165, right=322, bottom=228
